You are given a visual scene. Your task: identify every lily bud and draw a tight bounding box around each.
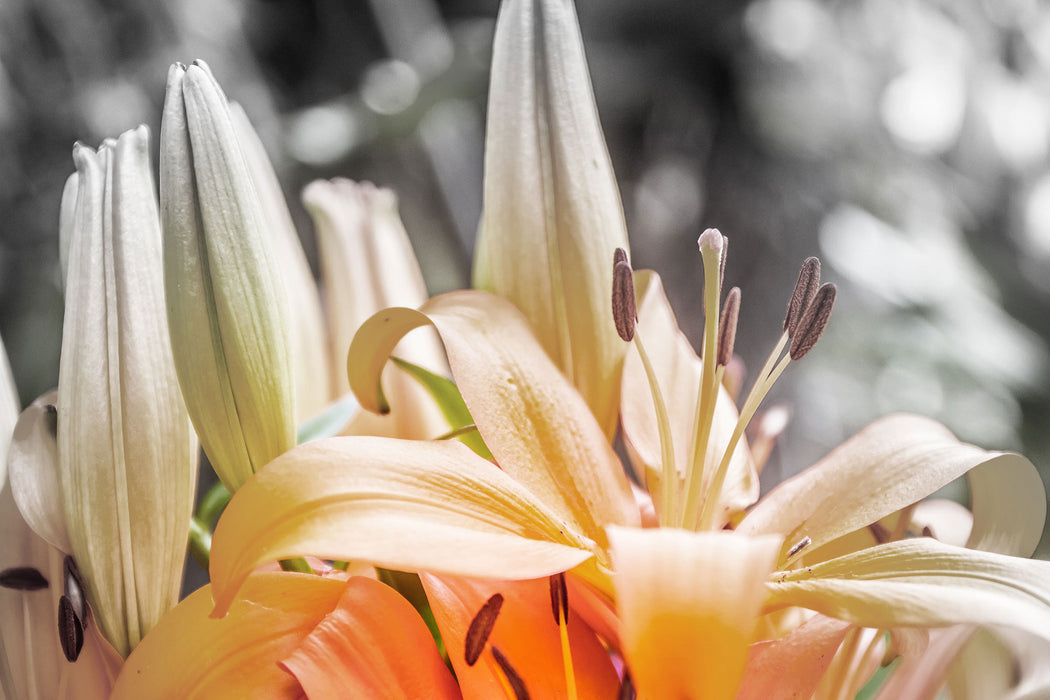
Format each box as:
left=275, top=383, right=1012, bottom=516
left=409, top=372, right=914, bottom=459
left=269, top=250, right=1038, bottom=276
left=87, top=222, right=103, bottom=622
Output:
left=55, top=127, right=197, bottom=657
left=229, top=103, right=331, bottom=422
left=303, top=179, right=448, bottom=439
left=473, top=0, right=630, bottom=438
left=160, top=61, right=296, bottom=491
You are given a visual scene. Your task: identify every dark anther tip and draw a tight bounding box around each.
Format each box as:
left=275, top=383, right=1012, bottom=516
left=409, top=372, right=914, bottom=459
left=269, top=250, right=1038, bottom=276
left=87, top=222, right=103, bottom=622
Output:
left=491, top=646, right=530, bottom=700
left=0, top=567, right=49, bottom=591
left=548, top=573, right=569, bottom=626
left=58, top=595, right=84, bottom=662
left=464, top=593, right=504, bottom=666
left=788, top=283, right=835, bottom=361
left=612, top=258, right=637, bottom=342
left=717, top=287, right=741, bottom=367
left=784, top=257, right=821, bottom=338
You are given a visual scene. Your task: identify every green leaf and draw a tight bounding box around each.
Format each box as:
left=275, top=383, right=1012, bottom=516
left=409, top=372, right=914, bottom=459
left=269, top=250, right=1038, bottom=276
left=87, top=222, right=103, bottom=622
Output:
left=296, top=395, right=359, bottom=445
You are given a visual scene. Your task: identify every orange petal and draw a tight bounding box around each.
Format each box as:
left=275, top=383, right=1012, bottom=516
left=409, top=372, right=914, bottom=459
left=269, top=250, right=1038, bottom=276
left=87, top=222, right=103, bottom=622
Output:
left=737, top=615, right=851, bottom=700
left=421, top=574, right=620, bottom=699
left=281, top=577, right=460, bottom=699
left=608, top=527, right=782, bottom=700
left=111, top=572, right=345, bottom=699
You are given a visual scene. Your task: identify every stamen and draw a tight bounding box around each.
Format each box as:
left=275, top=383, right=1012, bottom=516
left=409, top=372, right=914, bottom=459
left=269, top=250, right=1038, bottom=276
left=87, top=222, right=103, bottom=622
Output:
left=786, top=536, right=811, bottom=559
left=632, top=332, right=678, bottom=526
left=464, top=593, right=504, bottom=666
left=491, top=646, right=530, bottom=700
left=0, top=567, right=49, bottom=591
left=783, top=257, right=821, bottom=338
left=548, top=573, right=568, bottom=626
left=611, top=250, right=637, bottom=342
left=619, top=671, right=637, bottom=700
left=549, top=574, right=577, bottom=699
left=58, top=595, right=84, bottom=662
left=789, top=283, right=836, bottom=360
left=44, top=402, right=58, bottom=437
left=64, top=556, right=88, bottom=622
left=717, top=287, right=741, bottom=367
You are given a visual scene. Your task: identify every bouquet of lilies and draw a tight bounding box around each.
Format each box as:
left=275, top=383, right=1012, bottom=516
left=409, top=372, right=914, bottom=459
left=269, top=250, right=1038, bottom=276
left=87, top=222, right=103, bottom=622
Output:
left=3, top=1, right=1050, bottom=698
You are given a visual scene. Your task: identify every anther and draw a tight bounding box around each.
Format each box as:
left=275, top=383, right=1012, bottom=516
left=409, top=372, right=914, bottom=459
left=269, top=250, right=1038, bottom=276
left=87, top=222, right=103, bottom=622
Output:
left=58, top=595, right=84, bottom=662
left=0, top=567, right=49, bottom=591
left=717, top=287, right=741, bottom=367
left=64, top=556, right=88, bottom=622
left=549, top=573, right=569, bottom=626
left=464, top=593, right=504, bottom=666
left=718, top=235, right=729, bottom=293
left=44, top=403, right=58, bottom=437
left=612, top=249, right=637, bottom=342
left=786, top=536, right=811, bottom=559
left=783, top=257, right=821, bottom=338
left=491, top=646, right=530, bottom=700
left=788, top=283, right=836, bottom=361
left=619, top=671, right=637, bottom=700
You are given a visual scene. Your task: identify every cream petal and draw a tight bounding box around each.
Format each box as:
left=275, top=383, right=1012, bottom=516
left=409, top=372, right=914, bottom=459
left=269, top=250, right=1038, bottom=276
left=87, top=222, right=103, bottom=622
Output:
left=347, top=291, right=639, bottom=551
left=7, top=392, right=69, bottom=553
left=608, top=526, right=782, bottom=700
left=768, top=539, right=1050, bottom=643
left=208, top=436, right=595, bottom=617
left=738, top=413, right=1040, bottom=561
left=475, top=0, right=629, bottom=438
left=230, top=103, right=330, bottom=422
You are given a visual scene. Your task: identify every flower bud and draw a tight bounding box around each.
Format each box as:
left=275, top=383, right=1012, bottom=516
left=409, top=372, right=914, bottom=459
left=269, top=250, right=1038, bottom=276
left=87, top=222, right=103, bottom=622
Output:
left=473, top=0, right=630, bottom=438
left=55, top=127, right=197, bottom=657
left=160, top=61, right=296, bottom=491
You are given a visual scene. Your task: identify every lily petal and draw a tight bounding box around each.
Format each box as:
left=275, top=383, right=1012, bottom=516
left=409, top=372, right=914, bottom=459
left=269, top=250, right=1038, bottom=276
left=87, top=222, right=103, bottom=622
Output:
left=738, top=413, right=1041, bottom=560
left=737, top=615, right=851, bottom=700
left=965, top=446, right=1046, bottom=556
left=475, top=0, right=630, bottom=438
left=111, top=573, right=345, bottom=699
left=209, top=436, right=594, bottom=617
left=421, top=575, right=620, bottom=699
left=281, top=576, right=460, bottom=699
left=768, top=538, right=1050, bottom=643
left=348, top=291, right=639, bottom=549
left=8, top=391, right=70, bottom=554
left=620, top=270, right=759, bottom=524
left=230, top=103, right=330, bottom=422
left=608, top=526, right=782, bottom=700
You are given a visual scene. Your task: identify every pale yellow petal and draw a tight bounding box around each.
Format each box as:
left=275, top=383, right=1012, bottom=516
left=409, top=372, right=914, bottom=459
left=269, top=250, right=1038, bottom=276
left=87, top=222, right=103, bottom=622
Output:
left=739, top=413, right=1037, bottom=560
left=209, top=436, right=594, bottom=616
left=475, top=0, right=629, bottom=438
left=608, top=526, right=782, bottom=700
left=7, top=391, right=69, bottom=553
left=768, top=539, right=1050, bottom=643
left=966, top=448, right=1046, bottom=556
left=348, top=291, right=639, bottom=551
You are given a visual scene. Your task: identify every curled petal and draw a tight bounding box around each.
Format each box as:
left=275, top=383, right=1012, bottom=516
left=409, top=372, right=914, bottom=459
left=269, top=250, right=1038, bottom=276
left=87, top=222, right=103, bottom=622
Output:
left=737, top=615, right=851, bottom=700
left=348, top=291, right=639, bottom=551
left=8, top=391, right=70, bottom=553
left=209, top=437, right=595, bottom=616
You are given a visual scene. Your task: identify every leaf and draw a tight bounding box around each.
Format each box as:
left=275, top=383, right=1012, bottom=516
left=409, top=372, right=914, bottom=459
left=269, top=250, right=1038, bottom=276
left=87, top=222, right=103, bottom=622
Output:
left=209, top=436, right=595, bottom=616
left=295, top=395, right=359, bottom=445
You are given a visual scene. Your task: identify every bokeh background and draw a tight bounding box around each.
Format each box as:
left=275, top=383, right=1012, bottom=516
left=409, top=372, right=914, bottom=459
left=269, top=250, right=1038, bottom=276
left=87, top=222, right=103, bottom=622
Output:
left=2, top=0, right=1050, bottom=556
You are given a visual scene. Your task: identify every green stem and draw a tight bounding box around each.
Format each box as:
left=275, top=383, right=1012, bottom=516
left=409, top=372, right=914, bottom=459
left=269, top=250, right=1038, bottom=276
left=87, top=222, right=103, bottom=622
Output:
left=188, top=517, right=212, bottom=570
left=279, top=558, right=316, bottom=574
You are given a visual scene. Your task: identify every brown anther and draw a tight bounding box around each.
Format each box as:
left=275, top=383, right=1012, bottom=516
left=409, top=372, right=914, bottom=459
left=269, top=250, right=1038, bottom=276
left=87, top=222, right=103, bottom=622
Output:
left=612, top=249, right=637, bottom=342
left=0, top=567, right=49, bottom=591
left=44, top=403, right=58, bottom=437
left=718, top=235, right=729, bottom=294
left=464, top=593, right=504, bottom=666
left=783, top=257, right=821, bottom=338
left=868, top=521, right=891, bottom=545
left=786, top=536, right=811, bottom=559
left=58, top=595, right=84, bottom=662
left=788, top=283, right=835, bottom=361
left=548, top=573, right=569, bottom=626
left=619, top=671, right=637, bottom=700
left=491, top=646, right=530, bottom=700
left=717, top=287, right=741, bottom=367
left=922, top=525, right=935, bottom=538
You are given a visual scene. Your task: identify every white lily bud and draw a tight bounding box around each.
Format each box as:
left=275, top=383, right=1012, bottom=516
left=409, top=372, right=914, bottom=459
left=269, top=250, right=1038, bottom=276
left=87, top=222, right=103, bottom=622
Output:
left=303, top=179, right=448, bottom=439
left=474, top=0, right=630, bottom=439
left=229, top=103, right=331, bottom=422
left=160, top=61, right=296, bottom=491
left=55, top=127, right=197, bottom=658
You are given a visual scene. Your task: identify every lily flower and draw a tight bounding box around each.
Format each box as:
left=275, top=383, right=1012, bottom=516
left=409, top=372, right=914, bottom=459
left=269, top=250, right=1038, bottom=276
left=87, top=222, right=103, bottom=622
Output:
left=5, top=128, right=198, bottom=660
left=303, top=178, right=449, bottom=439
left=160, top=60, right=296, bottom=492
left=474, top=0, right=630, bottom=439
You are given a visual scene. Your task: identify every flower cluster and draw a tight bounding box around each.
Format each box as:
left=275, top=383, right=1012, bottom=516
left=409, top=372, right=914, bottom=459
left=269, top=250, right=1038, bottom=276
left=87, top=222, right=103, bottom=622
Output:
left=2, top=0, right=1049, bottom=698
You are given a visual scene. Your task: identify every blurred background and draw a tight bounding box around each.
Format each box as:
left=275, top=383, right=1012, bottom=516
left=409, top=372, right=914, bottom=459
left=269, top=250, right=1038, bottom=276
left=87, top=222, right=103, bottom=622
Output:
left=2, top=0, right=1049, bottom=555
